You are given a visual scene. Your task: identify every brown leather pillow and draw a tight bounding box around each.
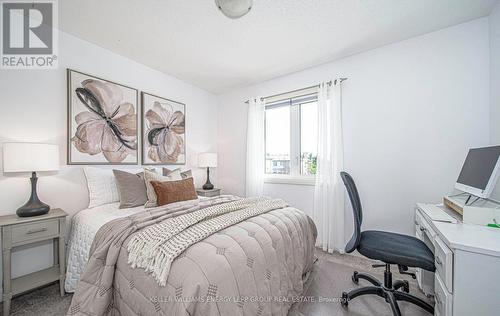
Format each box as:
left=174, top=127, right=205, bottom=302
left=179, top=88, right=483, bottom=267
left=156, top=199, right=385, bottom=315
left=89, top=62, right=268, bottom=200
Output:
left=150, top=178, right=197, bottom=206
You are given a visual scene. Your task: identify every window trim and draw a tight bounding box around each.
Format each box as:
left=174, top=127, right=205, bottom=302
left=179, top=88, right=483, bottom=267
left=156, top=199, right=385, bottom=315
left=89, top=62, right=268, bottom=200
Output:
left=264, top=92, right=318, bottom=184
left=264, top=174, right=316, bottom=186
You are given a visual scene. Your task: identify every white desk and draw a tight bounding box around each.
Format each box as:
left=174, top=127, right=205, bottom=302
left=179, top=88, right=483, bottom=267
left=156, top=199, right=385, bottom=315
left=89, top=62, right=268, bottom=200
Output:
left=414, top=203, right=500, bottom=316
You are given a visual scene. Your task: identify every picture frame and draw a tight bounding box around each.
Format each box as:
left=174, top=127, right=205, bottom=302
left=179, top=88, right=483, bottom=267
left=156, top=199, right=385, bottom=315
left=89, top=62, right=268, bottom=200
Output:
left=67, top=69, right=139, bottom=165
left=141, top=92, right=186, bottom=165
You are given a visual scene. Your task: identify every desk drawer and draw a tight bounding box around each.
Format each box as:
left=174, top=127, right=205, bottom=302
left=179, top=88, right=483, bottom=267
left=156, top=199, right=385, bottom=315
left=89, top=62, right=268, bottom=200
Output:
left=435, top=236, right=453, bottom=293
left=414, top=211, right=423, bottom=236
left=434, top=274, right=452, bottom=316
left=11, top=220, right=59, bottom=244
left=415, top=210, right=436, bottom=239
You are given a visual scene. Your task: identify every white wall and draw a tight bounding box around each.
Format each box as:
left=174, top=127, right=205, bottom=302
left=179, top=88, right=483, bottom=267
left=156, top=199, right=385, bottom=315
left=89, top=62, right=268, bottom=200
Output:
left=491, top=1, right=500, bottom=144
left=489, top=1, right=500, bottom=200
left=0, top=30, right=219, bottom=279
left=217, top=18, right=491, bottom=240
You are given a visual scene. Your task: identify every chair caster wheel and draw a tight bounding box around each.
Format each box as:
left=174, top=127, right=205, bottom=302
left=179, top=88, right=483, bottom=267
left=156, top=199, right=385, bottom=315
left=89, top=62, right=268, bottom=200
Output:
left=403, top=280, right=410, bottom=293
left=341, top=292, right=349, bottom=307
left=352, top=271, right=359, bottom=284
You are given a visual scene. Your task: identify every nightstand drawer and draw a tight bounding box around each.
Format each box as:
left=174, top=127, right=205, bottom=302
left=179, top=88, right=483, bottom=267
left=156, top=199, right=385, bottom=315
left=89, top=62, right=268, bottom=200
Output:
left=11, top=220, right=59, bottom=244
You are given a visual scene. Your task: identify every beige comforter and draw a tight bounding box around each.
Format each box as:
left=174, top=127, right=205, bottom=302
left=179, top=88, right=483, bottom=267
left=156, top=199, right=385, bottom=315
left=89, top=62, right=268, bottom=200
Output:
left=67, top=196, right=317, bottom=316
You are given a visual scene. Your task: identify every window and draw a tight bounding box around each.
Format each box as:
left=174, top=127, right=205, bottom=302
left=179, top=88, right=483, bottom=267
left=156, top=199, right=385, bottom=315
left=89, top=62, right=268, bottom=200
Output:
left=265, top=93, right=318, bottom=178
left=300, top=101, right=318, bottom=175
left=265, top=105, right=290, bottom=174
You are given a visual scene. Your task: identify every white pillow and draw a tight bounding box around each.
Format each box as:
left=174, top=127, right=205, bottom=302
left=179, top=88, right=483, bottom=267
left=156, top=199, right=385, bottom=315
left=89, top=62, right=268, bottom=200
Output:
left=83, top=167, right=120, bottom=208
left=144, top=169, right=182, bottom=208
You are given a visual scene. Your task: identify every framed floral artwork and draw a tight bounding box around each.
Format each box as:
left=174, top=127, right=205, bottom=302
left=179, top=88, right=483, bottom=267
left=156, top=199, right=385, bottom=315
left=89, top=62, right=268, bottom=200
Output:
left=141, top=92, right=186, bottom=165
left=67, top=69, right=139, bottom=165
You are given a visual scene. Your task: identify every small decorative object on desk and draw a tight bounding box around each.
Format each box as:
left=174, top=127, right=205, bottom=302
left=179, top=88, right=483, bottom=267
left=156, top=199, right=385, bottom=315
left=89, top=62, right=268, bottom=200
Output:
left=0, top=209, right=67, bottom=316
left=2, top=143, right=60, bottom=217
left=198, top=152, right=217, bottom=190
left=196, top=188, right=221, bottom=197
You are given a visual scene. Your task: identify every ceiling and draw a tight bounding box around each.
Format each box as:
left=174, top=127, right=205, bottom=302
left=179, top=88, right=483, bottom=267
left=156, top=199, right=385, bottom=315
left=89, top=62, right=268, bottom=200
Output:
left=59, top=0, right=497, bottom=94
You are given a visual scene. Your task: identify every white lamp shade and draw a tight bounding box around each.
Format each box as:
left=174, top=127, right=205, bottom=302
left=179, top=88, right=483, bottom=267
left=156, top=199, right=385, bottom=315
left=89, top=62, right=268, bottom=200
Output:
left=3, top=143, right=60, bottom=173
left=198, top=153, right=218, bottom=168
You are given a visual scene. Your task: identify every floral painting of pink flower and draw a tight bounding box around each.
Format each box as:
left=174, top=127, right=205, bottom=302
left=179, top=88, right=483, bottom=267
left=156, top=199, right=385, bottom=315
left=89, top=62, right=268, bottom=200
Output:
left=68, top=70, right=138, bottom=164
left=142, top=92, right=186, bottom=165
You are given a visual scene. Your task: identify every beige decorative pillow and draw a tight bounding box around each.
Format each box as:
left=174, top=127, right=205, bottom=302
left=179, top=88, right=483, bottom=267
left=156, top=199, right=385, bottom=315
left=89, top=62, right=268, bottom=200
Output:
left=163, top=168, right=192, bottom=179
left=144, top=169, right=182, bottom=208
left=113, top=170, right=147, bottom=209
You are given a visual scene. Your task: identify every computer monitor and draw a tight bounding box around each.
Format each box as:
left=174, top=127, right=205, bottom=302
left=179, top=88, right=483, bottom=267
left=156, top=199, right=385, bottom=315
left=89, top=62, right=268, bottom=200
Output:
left=455, top=145, right=500, bottom=198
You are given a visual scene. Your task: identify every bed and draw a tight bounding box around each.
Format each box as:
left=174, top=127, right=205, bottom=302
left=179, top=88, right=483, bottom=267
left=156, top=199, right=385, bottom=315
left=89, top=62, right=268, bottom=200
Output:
left=65, top=202, right=148, bottom=293
left=66, top=195, right=220, bottom=292
left=66, top=195, right=317, bottom=316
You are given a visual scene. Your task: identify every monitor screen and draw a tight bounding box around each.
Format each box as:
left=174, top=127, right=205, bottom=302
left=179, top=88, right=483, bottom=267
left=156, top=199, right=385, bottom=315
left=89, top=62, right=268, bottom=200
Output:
left=457, top=146, right=500, bottom=190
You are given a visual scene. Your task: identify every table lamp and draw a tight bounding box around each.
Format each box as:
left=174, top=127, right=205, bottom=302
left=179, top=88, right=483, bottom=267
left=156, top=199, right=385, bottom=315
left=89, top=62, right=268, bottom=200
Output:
left=198, top=153, right=217, bottom=190
left=3, top=143, right=60, bottom=217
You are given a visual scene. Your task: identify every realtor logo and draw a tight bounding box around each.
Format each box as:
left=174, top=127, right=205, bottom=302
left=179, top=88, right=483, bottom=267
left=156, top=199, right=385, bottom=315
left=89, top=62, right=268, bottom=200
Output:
left=1, top=0, right=58, bottom=69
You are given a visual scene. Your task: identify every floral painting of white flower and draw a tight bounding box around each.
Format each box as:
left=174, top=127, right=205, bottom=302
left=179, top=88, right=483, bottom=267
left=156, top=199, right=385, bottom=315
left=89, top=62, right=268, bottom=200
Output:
left=68, top=70, right=138, bottom=164
left=142, top=92, right=186, bottom=165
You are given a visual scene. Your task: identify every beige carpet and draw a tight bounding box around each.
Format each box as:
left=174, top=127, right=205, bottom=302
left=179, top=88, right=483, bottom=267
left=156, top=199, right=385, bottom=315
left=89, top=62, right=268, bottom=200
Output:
left=2, top=250, right=433, bottom=316
left=289, top=250, right=432, bottom=316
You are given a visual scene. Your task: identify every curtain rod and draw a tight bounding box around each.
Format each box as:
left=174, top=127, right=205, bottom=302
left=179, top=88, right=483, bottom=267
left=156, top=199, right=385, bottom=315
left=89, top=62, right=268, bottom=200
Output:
left=244, top=78, right=348, bottom=104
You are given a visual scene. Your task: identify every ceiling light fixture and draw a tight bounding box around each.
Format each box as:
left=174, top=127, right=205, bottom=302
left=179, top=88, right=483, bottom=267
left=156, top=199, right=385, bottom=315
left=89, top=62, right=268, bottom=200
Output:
left=215, top=0, right=253, bottom=19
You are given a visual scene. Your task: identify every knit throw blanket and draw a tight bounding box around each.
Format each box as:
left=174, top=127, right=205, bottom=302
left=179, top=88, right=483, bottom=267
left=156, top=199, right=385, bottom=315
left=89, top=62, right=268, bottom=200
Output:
left=127, top=197, right=288, bottom=286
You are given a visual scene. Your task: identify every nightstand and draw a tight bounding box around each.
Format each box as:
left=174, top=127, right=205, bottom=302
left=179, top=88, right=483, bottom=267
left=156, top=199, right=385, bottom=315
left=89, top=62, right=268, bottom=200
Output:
left=196, top=188, right=221, bottom=197
left=0, top=209, right=67, bottom=316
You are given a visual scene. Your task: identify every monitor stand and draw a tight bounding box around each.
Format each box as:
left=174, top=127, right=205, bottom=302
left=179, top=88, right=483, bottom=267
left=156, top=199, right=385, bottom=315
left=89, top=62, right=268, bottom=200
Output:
left=444, top=193, right=499, bottom=215
left=464, top=194, right=482, bottom=206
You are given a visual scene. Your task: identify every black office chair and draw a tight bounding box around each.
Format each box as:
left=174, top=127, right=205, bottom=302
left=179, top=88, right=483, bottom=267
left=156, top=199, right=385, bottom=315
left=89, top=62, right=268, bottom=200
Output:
left=340, top=171, right=435, bottom=316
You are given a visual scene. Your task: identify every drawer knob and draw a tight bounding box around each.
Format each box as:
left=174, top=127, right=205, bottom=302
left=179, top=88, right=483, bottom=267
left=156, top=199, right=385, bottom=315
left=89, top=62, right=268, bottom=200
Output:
left=436, top=257, right=443, bottom=266
left=419, top=226, right=426, bottom=232
left=26, top=227, right=47, bottom=235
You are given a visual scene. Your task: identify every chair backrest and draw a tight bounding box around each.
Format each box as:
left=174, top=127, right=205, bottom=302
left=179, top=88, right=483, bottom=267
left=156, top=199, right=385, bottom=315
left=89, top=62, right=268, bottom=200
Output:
left=340, top=171, right=363, bottom=253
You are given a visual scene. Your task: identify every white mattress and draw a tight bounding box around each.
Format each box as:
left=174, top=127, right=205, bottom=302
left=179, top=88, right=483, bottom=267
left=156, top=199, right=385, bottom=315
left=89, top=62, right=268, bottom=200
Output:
left=65, top=202, right=146, bottom=292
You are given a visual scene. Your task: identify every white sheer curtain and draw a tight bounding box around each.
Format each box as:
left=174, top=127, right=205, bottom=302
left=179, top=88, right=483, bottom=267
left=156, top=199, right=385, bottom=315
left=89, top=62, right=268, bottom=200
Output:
left=313, top=80, right=345, bottom=253
left=246, top=97, right=266, bottom=197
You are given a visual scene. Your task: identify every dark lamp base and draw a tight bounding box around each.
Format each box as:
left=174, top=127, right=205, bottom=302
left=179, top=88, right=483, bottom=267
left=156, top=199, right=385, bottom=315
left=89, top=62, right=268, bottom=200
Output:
left=17, top=172, right=51, bottom=217
left=17, top=203, right=49, bottom=217
left=202, top=183, right=214, bottom=190
left=203, top=167, right=214, bottom=190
